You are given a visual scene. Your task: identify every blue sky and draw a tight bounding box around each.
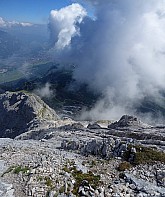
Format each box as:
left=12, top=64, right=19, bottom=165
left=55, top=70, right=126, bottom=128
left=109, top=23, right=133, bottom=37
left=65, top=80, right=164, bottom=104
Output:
left=0, top=0, right=74, bottom=24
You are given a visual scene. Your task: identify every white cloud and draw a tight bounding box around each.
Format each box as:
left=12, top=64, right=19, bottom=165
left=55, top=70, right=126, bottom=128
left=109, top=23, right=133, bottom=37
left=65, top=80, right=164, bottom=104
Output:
left=0, top=17, right=33, bottom=28
left=49, top=3, right=87, bottom=49
left=0, top=17, right=6, bottom=27
left=2, top=0, right=164, bottom=121
left=49, top=0, right=165, bottom=120
left=34, top=83, right=54, bottom=99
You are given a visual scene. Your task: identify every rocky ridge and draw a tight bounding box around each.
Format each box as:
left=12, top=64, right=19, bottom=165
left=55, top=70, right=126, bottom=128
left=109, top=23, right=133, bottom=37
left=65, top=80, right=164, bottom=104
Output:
left=0, top=91, right=59, bottom=138
left=0, top=92, right=165, bottom=196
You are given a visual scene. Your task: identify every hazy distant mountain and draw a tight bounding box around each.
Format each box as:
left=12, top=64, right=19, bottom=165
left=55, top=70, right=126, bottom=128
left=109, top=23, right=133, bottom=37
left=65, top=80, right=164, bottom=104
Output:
left=0, top=22, right=49, bottom=59
left=0, top=30, right=20, bottom=58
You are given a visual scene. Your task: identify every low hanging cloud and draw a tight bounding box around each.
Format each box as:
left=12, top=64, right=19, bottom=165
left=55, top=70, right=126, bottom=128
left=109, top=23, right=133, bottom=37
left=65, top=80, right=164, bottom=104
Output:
left=49, top=0, right=165, bottom=121
left=34, top=83, right=54, bottom=99
left=0, top=17, right=33, bottom=28
left=0, top=17, right=6, bottom=27
left=49, top=3, right=87, bottom=49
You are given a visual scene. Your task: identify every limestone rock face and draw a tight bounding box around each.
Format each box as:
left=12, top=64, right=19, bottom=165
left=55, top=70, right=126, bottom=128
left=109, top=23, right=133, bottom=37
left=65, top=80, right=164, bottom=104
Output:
left=108, top=115, right=149, bottom=129
left=0, top=91, right=59, bottom=138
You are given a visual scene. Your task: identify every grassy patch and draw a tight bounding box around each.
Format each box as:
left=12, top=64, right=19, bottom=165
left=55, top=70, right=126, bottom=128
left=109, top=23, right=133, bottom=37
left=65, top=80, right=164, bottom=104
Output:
left=53, top=192, right=59, bottom=197
left=118, top=162, right=132, bottom=171
left=59, top=185, right=65, bottom=194
left=45, top=177, right=53, bottom=187
left=134, top=147, right=165, bottom=165
left=13, top=166, right=30, bottom=174
left=37, top=176, right=43, bottom=181
left=124, top=145, right=165, bottom=165
left=63, top=166, right=71, bottom=173
left=90, top=160, right=97, bottom=168
left=72, top=169, right=100, bottom=195
left=61, top=161, right=101, bottom=195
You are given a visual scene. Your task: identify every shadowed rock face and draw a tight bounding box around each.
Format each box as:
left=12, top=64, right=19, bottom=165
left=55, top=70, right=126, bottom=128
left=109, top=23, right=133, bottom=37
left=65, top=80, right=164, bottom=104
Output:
left=0, top=91, right=59, bottom=138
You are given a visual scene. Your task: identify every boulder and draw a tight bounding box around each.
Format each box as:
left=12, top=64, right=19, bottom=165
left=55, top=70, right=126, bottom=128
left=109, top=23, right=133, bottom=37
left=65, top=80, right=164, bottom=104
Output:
left=87, top=123, right=102, bottom=129
left=59, top=122, right=84, bottom=131
left=156, top=169, right=165, bottom=187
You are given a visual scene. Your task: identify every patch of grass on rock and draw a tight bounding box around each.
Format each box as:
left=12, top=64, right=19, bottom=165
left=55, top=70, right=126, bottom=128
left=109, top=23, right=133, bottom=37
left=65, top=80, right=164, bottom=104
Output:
left=134, top=147, right=165, bottom=165
left=124, top=145, right=165, bottom=165
left=13, top=166, right=30, bottom=174
left=72, top=169, right=100, bottom=195
left=118, top=162, right=132, bottom=171
left=59, top=185, right=65, bottom=194
left=44, top=177, right=53, bottom=188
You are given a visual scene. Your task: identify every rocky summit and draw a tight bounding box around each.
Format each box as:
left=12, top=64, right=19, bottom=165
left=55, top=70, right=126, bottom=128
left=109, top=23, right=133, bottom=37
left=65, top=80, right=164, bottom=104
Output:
left=0, top=91, right=59, bottom=138
left=0, top=91, right=165, bottom=197
left=108, top=115, right=149, bottom=129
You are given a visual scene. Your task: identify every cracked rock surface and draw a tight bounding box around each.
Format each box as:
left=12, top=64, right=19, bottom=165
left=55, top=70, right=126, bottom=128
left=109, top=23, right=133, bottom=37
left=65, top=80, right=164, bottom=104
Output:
left=0, top=92, right=165, bottom=197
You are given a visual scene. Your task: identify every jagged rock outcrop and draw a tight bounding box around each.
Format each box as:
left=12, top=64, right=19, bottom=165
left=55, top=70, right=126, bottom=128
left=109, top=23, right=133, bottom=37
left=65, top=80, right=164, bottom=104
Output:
left=108, top=115, right=149, bottom=129
left=0, top=91, right=59, bottom=138
left=61, top=138, right=131, bottom=159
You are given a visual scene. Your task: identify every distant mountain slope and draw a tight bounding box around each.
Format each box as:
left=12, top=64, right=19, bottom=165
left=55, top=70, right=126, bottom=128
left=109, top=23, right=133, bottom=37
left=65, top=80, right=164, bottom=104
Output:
left=0, top=30, right=20, bottom=58
left=1, top=65, right=165, bottom=122
left=0, top=91, right=59, bottom=138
